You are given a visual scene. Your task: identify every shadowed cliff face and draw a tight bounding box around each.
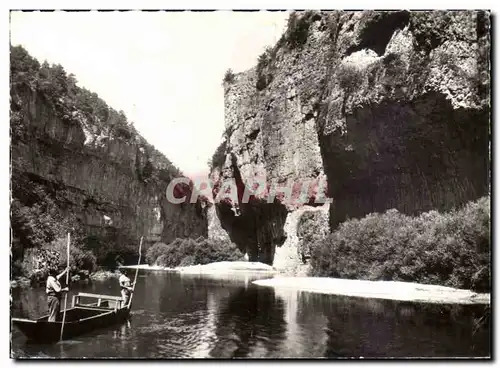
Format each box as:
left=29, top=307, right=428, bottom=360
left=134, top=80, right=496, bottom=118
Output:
left=213, top=156, right=288, bottom=265
left=211, top=10, right=490, bottom=261
left=320, top=92, right=490, bottom=228
left=215, top=200, right=288, bottom=265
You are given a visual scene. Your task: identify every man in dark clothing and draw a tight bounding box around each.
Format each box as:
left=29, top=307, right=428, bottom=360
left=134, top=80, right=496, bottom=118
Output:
left=46, top=267, right=69, bottom=322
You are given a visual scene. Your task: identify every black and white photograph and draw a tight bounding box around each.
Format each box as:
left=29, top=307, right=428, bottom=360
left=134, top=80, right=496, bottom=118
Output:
left=8, top=6, right=492, bottom=359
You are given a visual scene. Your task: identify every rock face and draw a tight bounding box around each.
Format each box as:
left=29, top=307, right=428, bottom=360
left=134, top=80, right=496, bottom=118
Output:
left=210, top=10, right=490, bottom=266
left=11, top=62, right=207, bottom=259
left=273, top=204, right=330, bottom=275
left=207, top=204, right=231, bottom=243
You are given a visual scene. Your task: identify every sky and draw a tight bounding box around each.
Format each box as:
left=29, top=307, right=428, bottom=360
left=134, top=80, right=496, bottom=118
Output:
left=9, top=10, right=289, bottom=178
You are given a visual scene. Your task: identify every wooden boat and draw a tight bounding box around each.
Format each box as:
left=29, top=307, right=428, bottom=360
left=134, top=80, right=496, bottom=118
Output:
left=12, top=292, right=130, bottom=343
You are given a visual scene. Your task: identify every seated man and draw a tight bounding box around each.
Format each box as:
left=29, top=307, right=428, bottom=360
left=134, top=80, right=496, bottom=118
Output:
left=117, top=269, right=134, bottom=307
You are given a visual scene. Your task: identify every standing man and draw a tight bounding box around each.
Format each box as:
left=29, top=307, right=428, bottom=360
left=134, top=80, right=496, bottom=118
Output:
left=46, top=267, right=69, bottom=322
left=117, top=269, right=134, bottom=307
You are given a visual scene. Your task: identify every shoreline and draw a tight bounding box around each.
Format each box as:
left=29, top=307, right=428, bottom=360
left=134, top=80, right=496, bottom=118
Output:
left=252, top=277, right=490, bottom=305
left=12, top=261, right=490, bottom=305
left=119, top=261, right=278, bottom=275
left=122, top=262, right=490, bottom=305
left=9, top=261, right=277, bottom=288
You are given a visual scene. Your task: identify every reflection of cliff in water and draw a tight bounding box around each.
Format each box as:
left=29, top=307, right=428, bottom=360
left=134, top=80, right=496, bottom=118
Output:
left=275, top=289, right=330, bottom=357
left=259, top=289, right=491, bottom=358
left=132, top=272, right=268, bottom=358
left=131, top=272, right=226, bottom=358
left=308, top=293, right=491, bottom=358
left=209, top=285, right=287, bottom=358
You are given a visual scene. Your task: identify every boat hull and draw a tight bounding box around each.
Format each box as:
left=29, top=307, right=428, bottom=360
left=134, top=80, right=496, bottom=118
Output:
left=12, top=306, right=130, bottom=343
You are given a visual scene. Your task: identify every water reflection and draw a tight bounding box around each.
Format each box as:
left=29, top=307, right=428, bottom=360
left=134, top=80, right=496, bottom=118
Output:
left=111, top=318, right=133, bottom=357
left=297, top=292, right=491, bottom=358
left=10, top=272, right=491, bottom=358
left=112, top=319, right=131, bottom=339
left=275, top=289, right=329, bottom=358
left=209, top=285, right=287, bottom=358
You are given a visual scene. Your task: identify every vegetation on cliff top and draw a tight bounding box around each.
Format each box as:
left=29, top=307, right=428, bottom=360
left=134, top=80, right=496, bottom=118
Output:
left=285, top=11, right=322, bottom=49
left=254, top=11, right=323, bottom=91
left=256, top=46, right=275, bottom=91
left=10, top=45, right=181, bottom=180
left=223, top=69, right=235, bottom=84
left=145, top=237, right=244, bottom=268
left=309, top=197, right=491, bottom=292
left=208, top=139, right=227, bottom=172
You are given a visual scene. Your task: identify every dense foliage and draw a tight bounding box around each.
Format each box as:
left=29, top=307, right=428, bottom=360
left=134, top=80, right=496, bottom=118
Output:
left=310, top=197, right=491, bottom=292
left=337, top=63, right=364, bottom=94
left=146, top=237, right=244, bottom=268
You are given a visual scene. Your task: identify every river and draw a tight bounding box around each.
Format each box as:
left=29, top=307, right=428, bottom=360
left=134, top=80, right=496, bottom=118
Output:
left=10, top=270, right=490, bottom=358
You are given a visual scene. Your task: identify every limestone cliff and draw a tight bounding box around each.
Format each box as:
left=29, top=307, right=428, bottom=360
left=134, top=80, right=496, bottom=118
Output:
left=10, top=46, right=207, bottom=270
left=210, top=10, right=490, bottom=268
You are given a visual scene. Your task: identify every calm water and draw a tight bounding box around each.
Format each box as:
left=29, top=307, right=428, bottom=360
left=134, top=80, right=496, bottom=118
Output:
left=10, top=271, right=490, bottom=359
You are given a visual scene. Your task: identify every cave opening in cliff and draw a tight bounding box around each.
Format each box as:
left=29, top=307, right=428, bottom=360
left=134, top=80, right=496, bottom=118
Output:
left=345, top=11, right=411, bottom=57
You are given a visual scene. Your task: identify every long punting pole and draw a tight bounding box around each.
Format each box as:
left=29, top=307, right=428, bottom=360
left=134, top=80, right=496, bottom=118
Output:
left=127, top=236, right=143, bottom=309
left=60, top=232, right=70, bottom=341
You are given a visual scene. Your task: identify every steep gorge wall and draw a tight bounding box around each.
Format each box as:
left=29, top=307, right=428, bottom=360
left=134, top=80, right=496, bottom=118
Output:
left=210, top=10, right=490, bottom=267
left=11, top=70, right=207, bottom=262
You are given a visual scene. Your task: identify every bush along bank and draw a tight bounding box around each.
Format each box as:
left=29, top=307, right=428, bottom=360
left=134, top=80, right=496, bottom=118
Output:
left=11, top=233, right=130, bottom=288
left=12, top=238, right=97, bottom=287
left=146, top=236, right=245, bottom=268
left=309, top=196, right=490, bottom=292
